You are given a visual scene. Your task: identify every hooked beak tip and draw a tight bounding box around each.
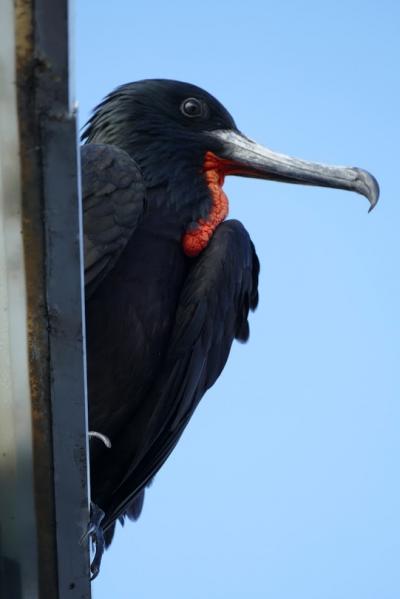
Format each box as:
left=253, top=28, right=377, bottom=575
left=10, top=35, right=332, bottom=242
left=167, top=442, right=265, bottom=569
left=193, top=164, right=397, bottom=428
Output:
left=352, top=168, right=379, bottom=213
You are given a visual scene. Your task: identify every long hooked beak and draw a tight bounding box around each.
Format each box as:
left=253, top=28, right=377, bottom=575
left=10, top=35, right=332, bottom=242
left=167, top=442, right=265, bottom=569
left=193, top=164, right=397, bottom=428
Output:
left=208, top=129, right=379, bottom=212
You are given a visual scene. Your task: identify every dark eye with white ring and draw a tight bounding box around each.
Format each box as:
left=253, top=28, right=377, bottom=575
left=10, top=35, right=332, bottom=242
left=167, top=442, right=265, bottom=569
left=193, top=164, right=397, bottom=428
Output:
left=180, top=97, right=206, bottom=118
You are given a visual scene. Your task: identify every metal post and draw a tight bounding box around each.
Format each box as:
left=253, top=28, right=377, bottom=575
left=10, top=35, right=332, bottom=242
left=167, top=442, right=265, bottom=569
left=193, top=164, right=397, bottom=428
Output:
left=0, top=0, right=91, bottom=597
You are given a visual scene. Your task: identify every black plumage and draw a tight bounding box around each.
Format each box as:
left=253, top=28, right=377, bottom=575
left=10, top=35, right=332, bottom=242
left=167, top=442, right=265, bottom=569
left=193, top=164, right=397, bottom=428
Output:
left=81, top=79, right=378, bottom=564
left=82, top=82, right=259, bottom=547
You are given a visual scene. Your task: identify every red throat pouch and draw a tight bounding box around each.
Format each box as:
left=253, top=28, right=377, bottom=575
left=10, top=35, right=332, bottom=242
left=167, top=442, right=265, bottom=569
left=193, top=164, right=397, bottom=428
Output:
left=182, top=152, right=230, bottom=257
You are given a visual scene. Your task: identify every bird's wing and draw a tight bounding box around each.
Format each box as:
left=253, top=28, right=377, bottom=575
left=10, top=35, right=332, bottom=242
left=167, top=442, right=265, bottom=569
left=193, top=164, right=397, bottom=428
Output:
left=81, top=143, right=146, bottom=298
left=101, top=219, right=259, bottom=530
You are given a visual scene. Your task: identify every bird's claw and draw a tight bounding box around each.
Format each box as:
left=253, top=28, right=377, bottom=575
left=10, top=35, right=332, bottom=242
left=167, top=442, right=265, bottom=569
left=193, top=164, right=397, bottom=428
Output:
left=81, top=501, right=105, bottom=580
left=88, top=431, right=112, bottom=448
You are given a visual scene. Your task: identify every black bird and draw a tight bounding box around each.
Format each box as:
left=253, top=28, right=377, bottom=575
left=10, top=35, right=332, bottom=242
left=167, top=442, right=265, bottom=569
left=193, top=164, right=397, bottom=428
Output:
left=81, top=79, right=379, bottom=576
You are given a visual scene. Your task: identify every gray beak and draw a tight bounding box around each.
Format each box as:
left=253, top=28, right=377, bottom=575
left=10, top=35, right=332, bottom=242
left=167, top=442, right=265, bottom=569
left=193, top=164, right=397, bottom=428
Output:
left=209, top=130, right=379, bottom=211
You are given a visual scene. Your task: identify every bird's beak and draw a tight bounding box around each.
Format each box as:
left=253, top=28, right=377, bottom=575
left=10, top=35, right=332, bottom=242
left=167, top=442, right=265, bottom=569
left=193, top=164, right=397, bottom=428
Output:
left=208, top=130, right=379, bottom=211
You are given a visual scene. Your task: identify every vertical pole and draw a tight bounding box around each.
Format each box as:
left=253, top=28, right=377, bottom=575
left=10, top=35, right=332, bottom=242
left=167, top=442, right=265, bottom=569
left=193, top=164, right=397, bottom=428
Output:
left=0, top=0, right=91, bottom=596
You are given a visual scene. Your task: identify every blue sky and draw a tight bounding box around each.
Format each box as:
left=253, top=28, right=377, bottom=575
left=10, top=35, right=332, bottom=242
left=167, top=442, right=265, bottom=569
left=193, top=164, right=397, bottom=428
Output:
left=76, top=2, right=399, bottom=597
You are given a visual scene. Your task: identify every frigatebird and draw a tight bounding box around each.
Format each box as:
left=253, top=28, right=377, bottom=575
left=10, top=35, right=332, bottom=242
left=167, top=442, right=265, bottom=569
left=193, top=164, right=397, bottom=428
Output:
left=81, top=79, right=379, bottom=577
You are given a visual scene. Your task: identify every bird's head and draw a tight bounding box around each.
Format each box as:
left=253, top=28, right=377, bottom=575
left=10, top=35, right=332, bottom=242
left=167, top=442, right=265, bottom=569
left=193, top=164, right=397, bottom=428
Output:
left=82, top=79, right=379, bottom=257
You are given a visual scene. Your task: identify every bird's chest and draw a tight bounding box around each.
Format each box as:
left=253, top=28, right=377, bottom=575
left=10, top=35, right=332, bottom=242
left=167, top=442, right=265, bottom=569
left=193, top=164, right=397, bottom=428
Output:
left=86, top=213, right=189, bottom=431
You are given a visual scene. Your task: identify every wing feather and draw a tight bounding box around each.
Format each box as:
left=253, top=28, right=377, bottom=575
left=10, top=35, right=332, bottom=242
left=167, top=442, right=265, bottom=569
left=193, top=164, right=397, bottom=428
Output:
left=102, top=219, right=259, bottom=530
left=81, top=143, right=146, bottom=297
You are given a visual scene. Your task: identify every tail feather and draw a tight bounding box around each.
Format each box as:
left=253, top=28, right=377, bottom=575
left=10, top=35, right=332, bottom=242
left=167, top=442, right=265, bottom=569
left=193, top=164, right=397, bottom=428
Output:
left=104, top=486, right=149, bottom=548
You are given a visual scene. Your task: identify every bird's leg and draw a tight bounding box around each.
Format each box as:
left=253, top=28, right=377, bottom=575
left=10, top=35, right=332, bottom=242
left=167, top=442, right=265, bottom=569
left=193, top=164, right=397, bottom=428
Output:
left=81, top=501, right=106, bottom=580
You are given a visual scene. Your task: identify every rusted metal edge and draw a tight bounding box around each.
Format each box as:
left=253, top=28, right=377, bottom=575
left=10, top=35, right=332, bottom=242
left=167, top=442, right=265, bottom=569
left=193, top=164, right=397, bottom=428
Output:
left=15, top=0, right=91, bottom=596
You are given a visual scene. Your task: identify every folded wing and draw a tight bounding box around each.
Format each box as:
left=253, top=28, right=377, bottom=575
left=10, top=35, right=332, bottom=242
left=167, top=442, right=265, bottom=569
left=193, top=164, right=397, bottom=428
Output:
left=82, top=143, right=146, bottom=297
left=99, top=219, right=259, bottom=534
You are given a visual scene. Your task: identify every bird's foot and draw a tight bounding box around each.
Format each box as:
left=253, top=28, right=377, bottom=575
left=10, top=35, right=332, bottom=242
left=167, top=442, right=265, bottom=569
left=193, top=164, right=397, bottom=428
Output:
left=82, top=433, right=110, bottom=578
left=81, top=501, right=106, bottom=580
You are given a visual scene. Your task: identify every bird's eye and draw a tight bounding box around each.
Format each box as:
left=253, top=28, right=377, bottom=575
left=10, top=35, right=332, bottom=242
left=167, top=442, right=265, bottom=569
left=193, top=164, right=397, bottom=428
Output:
left=180, top=98, right=206, bottom=118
